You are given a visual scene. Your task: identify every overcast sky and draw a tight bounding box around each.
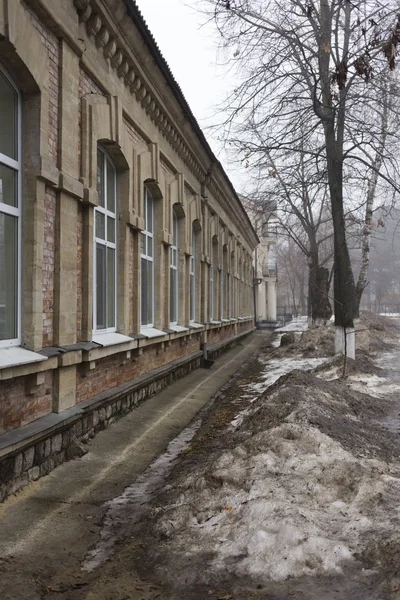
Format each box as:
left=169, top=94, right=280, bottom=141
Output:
left=135, top=0, right=246, bottom=190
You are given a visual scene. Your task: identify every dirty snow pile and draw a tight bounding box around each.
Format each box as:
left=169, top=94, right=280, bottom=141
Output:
left=148, top=370, right=400, bottom=588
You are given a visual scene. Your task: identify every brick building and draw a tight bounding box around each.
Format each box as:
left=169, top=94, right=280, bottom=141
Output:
left=0, top=0, right=257, bottom=497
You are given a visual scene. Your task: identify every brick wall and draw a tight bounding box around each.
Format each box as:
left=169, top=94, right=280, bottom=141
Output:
left=208, top=324, right=236, bottom=345
left=0, top=372, right=53, bottom=434
left=76, top=336, right=200, bottom=402
left=24, top=3, right=60, bottom=167
left=79, top=68, right=105, bottom=97
left=78, top=68, right=106, bottom=168
left=42, top=187, right=56, bottom=347
left=238, top=321, right=253, bottom=334
left=76, top=203, right=83, bottom=342
left=123, top=116, right=148, bottom=151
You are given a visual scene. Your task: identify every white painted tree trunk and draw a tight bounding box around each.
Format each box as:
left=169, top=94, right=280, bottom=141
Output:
left=335, top=326, right=355, bottom=359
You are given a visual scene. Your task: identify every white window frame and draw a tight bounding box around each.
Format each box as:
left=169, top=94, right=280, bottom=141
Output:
left=238, top=262, right=242, bottom=317
left=0, top=67, right=21, bottom=348
left=189, top=225, right=196, bottom=323
left=228, top=273, right=232, bottom=318
left=220, top=263, right=224, bottom=319
left=170, top=210, right=179, bottom=325
left=209, top=259, right=214, bottom=322
left=141, top=187, right=155, bottom=327
left=93, top=147, right=117, bottom=333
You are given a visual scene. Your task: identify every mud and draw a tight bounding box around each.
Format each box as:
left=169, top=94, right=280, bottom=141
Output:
left=30, top=317, right=400, bottom=600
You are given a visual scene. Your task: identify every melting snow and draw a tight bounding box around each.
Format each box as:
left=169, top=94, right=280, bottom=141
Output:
left=82, top=419, right=201, bottom=572
left=276, top=316, right=308, bottom=333
left=230, top=356, right=327, bottom=429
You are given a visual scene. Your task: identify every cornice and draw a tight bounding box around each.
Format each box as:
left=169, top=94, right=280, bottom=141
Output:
left=74, top=0, right=206, bottom=183
left=73, top=0, right=258, bottom=249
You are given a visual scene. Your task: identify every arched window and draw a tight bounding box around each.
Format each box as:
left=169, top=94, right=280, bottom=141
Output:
left=229, top=251, right=235, bottom=318
left=238, top=258, right=242, bottom=317
left=94, top=147, right=117, bottom=332
left=0, top=68, right=20, bottom=347
left=222, top=246, right=228, bottom=319
left=141, top=187, right=154, bottom=327
left=170, top=209, right=179, bottom=325
left=189, top=224, right=196, bottom=323
left=209, top=254, right=214, bottom=321
left=210, top=237, right=218, bottom=321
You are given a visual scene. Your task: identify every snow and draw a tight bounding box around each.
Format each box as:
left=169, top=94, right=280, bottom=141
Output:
left=148, top=343, right=400, bottom=587
left=156, top=423, right=397, bottom=584
left=250, top=356, right=327, bottom=391
left=275, top=316, right=308, bottom=332
left=230, top=356, right=327, bottom=429
left=348, top=351, right=400, bottom=397
left=82, top=418, right=202, bottom=572
left=87, top=322, right=400, bottom=590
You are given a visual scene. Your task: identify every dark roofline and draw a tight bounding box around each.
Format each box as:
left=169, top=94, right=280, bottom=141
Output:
left=121, top=0, right=259, bottom=245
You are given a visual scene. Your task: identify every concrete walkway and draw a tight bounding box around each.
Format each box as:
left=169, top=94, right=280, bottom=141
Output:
left=0, top=332, right=266, bottom=600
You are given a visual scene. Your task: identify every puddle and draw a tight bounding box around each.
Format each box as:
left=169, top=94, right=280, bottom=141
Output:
left=82, top=418, right=202, bottom=572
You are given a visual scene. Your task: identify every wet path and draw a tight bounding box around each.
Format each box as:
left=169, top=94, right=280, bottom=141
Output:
left=0, top=333, right=266, bottom=600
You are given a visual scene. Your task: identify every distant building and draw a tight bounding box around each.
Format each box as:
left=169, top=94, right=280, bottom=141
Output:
left=241, top=198, right=278, bottom=323
left=0, top=0, right=258, bottom=500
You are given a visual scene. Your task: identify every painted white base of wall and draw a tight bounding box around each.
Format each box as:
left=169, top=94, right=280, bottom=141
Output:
left=335, top=326, right=355, bottom=359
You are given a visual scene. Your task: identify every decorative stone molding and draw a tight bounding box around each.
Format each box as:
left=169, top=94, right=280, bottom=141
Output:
left=72, top=0, right=257, bottom=250
left=74, top=0, right=205, bottom=182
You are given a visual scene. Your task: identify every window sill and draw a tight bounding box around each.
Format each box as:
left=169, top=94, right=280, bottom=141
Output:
left=168, top=325, right=189, bottom=333
left=189, top=322, right=204, bottom=330
left=85, top=333, right=137, bottom=361
left=0, top=346, right=48, bottom=371
left=140, top=327, right=167, bottom=339
left=92, top=332, right=134, bottom=347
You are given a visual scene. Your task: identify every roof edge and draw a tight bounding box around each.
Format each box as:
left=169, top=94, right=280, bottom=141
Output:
left=121, top=0, right=259, bottom=246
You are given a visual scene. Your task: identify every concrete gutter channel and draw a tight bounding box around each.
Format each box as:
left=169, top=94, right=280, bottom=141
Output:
left=0, top=330, right=265, bottom=600
left=0, top=328, right=258, bottom=505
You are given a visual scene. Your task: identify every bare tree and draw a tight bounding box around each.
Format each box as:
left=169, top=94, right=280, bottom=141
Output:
left=242, top=152, right=334, bottom=326
left=276, top=237, right=308, bottom=316
left=200, top=0, right=400, bottom=355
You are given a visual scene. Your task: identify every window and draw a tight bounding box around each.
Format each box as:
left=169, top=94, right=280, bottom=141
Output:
left=209, top=239, right=218, bottom=321
left=170, top=210, right=179, bottom=324
left=0, top=69, right=20, bottom=347
left=189, top=225, right=196, bottom=322
left=141, top=188, right=154, bottom=326
left=228, top=273, right=232, bottom=318
left=220, top=262, right=224, bottom=319
left=209, top=257, right=214, bottom=321
left=229, top=252, right=234, bottom=318
left=238, top=260, right=242, bottom=317
left=221, top=246, right=228, bottom=320
left=94, top=148, right=117, bottom=332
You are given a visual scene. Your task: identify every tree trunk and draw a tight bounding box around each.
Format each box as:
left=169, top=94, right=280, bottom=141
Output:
left=324, top=124, right=357, bottom=329
left=354, top=78, right=391, bottom=315
left=308, top=247, right=332, bottom=327
left=319, top=0, right=356, bottom=358
left=298, top=272, right=306, bottom=316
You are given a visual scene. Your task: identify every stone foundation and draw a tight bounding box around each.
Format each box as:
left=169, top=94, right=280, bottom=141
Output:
left=0, top=328, right=253, bottom=503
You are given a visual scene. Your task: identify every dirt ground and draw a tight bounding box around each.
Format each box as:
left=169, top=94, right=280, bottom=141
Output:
left=16, top=314, right=400, bottom=600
